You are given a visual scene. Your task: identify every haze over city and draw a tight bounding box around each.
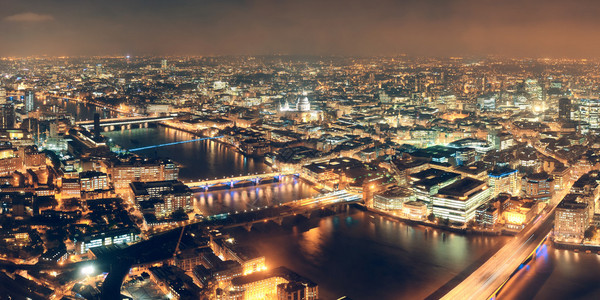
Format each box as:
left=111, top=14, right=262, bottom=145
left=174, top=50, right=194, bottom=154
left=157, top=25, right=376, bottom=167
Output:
left=2, top=1, right=600, bottom=300
left=3, top=0, right=600, bottom=57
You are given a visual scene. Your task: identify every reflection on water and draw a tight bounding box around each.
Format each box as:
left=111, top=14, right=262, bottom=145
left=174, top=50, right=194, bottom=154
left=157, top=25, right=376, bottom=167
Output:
left=235, top=211, right=509, bottom=300
left=194, top=176, right=319, bottom=215
left=39, top=98, right=114, bottom=121
left=103, top=127, right=268, bottom=180
left=498, top=243, right=600, bottom=299
left=97, top=122, right=600, bottom=300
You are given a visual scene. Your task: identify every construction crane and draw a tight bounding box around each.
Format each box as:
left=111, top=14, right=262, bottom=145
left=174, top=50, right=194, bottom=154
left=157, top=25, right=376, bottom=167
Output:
left=173, top=225, right=186, bottom=263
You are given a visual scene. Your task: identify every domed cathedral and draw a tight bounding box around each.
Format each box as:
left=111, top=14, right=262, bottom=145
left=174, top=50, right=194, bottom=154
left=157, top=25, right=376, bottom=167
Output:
left=279, top=91, right=323, bottom=122
left=296, top=93, right=311, bottom=111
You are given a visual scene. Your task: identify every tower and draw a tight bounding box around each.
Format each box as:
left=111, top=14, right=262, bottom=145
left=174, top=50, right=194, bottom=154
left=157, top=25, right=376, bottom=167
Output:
left=559, top=98, right=571, bottom=121
left=93, top=113, right=101, bottom=140
left=0, top=88, right=6, bottom=105
left=0, top=103, right=15, bottom=129
left=24, top=90, right=34, bottom=113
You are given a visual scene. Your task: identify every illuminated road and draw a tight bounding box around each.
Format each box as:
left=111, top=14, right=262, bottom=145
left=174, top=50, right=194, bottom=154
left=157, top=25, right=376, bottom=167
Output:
left=442, top=180, right=573, bottom=300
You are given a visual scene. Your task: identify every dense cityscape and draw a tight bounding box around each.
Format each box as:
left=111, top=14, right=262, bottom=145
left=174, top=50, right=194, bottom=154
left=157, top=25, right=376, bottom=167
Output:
left=0, top=55, right=599, bottom=299
left=5, top=0, right=600, bottom=299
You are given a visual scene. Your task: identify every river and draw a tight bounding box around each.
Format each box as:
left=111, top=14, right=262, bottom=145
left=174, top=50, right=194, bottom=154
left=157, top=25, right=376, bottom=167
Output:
left=80, top=112, right=600, bottom=299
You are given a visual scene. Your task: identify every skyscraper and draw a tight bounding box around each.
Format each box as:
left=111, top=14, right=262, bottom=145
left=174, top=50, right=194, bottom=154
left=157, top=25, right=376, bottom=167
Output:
left=0, top=103, right=15, bottom=129
left=0, top=88, right=6, bottom=105
left=24, top=90, right=35, bottom=113
left=161, top=59, right=168, bottom=70
left=93, top=113, right=101, bottom=140
left=559, top=98, right=571, bottom=121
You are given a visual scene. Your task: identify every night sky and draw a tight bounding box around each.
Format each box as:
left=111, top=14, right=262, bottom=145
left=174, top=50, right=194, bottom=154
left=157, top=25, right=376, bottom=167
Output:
left=1, top=0, right=600, bottom=57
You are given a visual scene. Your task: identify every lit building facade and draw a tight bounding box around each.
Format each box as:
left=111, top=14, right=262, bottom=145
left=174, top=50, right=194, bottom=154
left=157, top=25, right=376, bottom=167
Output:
left=79, top=171, right=109, bottom=191
left=488, top=167, right=519, bottom=197
left=373, top=187, right=414, bottom=211
left=433, top=178, right=491, bottom=223
left=522, top=172, right=554, bottom=202
left=110, top=158, right=178, bottom=190
left=555, top=196, right=589, bottom=241
left=75, top=227, right=140, bottom=254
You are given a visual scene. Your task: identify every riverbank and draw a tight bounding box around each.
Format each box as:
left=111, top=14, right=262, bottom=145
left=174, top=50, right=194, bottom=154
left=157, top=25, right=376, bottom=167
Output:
left=158, top=121, right=265, bottom=160
left=354, top=204, right=522, bottom=236
left=552, top=240, right=600, bottom=253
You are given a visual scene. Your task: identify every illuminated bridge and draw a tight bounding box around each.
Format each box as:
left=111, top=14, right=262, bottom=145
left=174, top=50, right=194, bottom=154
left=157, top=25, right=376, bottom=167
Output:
left=435, top=179, right=573, bottom=300
left=438, top=214, right=553, bottom=300
left=184, top=171, right=298, bottom=190
left=76, top=115, right=176, bottom=131
left=127, top=136, right=224, bottom=152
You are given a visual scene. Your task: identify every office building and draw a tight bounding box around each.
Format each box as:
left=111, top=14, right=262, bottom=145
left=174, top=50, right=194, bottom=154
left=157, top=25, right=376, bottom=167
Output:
left=559, top=98, right=571, bottom=121
left=555, top=195, right=589, bottom=241
left=24, top=90, right=34, bottom=113
left=79, top=171, right=109, bottom=192
left=110, top=157, right=179, bottom=190
left=432, top=178, right=491, bottom=223
left=0, top=103, right=15, bottom=129
left=75, top=227, right=140, bottom=254
left=579, top=98, right=600, bottom=128
left=411, top=168, right=461, bottom=211
left=522, top=172, right=554, bottom=202
left=373, top=186, right=414, bottom=211
left=0, top=88, right=5, bottom=105
left=488, top=167, right=519, bottom=197
left=475, top=204, right=498, bottom=229
left=130, top=180, right=192, bottom=217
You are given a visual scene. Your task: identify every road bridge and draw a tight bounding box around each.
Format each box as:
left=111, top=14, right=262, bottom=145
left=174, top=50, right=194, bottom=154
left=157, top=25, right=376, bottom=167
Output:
left=185, top=171, right=298, bottom=190
left=440, top=177, right=574, bottom=300
left=76, top=115, right=175, bottom=131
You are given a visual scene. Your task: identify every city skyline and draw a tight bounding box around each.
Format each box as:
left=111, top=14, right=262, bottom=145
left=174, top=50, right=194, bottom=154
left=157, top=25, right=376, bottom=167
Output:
left=3, top=1, right=600, bottom=299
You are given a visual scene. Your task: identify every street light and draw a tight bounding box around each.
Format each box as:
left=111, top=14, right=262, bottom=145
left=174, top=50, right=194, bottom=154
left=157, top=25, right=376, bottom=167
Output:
left=81, top=264, right=95, bottom=276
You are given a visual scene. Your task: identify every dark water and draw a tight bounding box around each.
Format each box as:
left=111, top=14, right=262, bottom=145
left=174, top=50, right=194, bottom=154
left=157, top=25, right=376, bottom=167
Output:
left=194, top=176, right=319, bottom=216
left=234, top=211, right=508, bottom=300
left=102, top=124, right=597, bottom=300
left=103, top=127, right=268, bottom=180
left=38, top=97, right=115, bottom=121
left=498, top=243, right=600, bottom=300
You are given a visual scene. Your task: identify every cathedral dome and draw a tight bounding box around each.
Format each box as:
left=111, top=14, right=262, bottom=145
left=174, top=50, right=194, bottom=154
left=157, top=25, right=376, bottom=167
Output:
left=296, top=95, right=311, bottom=111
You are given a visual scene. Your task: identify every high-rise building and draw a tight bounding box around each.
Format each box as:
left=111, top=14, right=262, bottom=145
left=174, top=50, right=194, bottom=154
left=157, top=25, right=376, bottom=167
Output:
left=488, top=167, right=519, bottom=197
left=0, top=103, right=15, bottom=129
left=93, top=113, right=101, bottom=140
left=522, top=172, right=554, bottom=202
left=95, top=64, right=103, bottom=76
left=554, top=194, right=589, bottom=241
left=24, top=90, right=34, bottom=113
left=0, top=88, right=6, bottom=105
left=559, top=98, right=571, bottom=121
left=579, top=98, right=600, bottom=128
left=432, top=178, right=491, bottom=223
left=161, top=59, right=168, bottom=70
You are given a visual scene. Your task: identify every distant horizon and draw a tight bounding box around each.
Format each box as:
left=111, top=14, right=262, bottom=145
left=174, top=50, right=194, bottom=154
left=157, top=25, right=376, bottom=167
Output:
left=1, top=54, right=600, bottom=61
left=4, top=0, right=600, bottom=58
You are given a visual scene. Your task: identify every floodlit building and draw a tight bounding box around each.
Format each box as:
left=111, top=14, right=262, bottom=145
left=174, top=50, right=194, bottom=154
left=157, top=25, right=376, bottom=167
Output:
left=488, top=167, right=519, bottom=197
left=229, top=267, right=318, bottom=300
left=373, top=186, right=414, bottom=211
left=433, top=178, right=491, bottom=223
left=522, top=172, right=554, bottom=202
left=555, top=194, right=589, bottom=241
